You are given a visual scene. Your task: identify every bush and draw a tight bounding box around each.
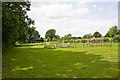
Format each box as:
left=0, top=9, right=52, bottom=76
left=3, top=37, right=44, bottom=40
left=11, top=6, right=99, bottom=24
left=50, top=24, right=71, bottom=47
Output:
left=69, top=40, right=74, bottom=43
left=68, top=39, right=81, bottom=43
left=113, top=35, right=120, bottom=42
left=64, top=40, right=69, bottom=43
left=102, top=38, right=110, bottom=42
left=81, top=39, right=87, bottom=43
left=60, top=40, right=69, bottom=43
left=75, top=40, right=81, bottom=43
left=44, top=42, right=56, bottom=49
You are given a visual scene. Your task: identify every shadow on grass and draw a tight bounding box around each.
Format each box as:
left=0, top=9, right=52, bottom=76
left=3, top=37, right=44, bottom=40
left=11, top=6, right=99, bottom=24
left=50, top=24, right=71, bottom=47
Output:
left=14, top=45, right=35, bottom=47
left=2, top=47, right=118, bottom=78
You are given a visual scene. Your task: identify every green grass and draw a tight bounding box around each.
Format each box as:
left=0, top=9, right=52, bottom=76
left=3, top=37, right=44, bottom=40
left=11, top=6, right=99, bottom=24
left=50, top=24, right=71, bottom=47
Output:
left=2, top=43, right=118, bottom=78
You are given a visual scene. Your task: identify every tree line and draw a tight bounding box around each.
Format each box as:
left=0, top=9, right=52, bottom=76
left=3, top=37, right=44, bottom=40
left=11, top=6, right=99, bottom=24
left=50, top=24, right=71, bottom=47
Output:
left=45, top=25, right=120, bottom=42
left=2, top=1, right=120, bottom=51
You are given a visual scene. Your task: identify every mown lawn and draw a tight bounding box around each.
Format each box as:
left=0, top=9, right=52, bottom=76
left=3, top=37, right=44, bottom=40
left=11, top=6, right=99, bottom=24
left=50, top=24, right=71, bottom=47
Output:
left=2, top=43, right=118, bottom=78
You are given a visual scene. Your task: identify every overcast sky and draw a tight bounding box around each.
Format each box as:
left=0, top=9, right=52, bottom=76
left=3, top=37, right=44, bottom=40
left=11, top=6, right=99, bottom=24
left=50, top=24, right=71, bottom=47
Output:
left=28, top=0, right=119, bottom=37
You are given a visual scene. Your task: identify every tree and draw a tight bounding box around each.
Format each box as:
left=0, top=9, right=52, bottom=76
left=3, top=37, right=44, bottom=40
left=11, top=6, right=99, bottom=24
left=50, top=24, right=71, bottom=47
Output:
left=64, top=34, right=72, bottom=40
left=52, top=35, right=60, bottom=41
left=60, top=34, right=72, bottom=43
left=93, top=31, right=102, bottom=38
left=117, top=29, right=120, bottom=35
left=54, top=35, right=60, bottom=40
left=45, top=29, right=56, bottom=41
left=2, top=1, right=34, bottom=50
left=67, top=34, right=72, bottom=38
left=40, top=37, right=44, bottom=42
left=71, top=37, right=81, bottom=39
left=106, top=26, right=119, bottom=37
left=27, top=26, right=40, bottom=43
left=105, top=31, right=110, bottom=37
left=114, top=35, right=120, bottom=42
left=109, top=26, right=118, bottom=37
left=83, top=33, right=92, bottom=39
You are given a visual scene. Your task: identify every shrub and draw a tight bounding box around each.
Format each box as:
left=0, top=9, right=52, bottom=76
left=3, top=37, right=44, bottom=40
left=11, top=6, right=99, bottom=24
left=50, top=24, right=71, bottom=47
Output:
left=113, top=35, right=120, bottom=42
left=44, top=43, right=56, bottom=49
left=81, top=39, right=87, bottom=43
left=64, top=40, right=69, bottom=43
left=69, top=40, right=74, bottom=43
left=75, top=40, right=81, bottom=43
left=102, top=38, right=110, bottom=42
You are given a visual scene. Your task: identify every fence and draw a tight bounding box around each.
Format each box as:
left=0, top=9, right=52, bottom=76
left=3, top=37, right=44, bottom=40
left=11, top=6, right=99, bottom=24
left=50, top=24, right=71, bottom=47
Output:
left=44, top=41, right=113, bottom=49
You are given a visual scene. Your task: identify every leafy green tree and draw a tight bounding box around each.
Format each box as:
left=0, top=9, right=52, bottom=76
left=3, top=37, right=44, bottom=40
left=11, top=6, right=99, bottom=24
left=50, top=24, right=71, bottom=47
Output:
left=113, top=35, right=120, bottom=42
left=47, top=37, right=51, bottom=42
left=83, top=33, right=92, bottom=39
left=54, top=35, right=60, bottom=40
left=27, top=26, right=40, bottom=43
left=40, top=37, right=44, bottom=42
left=2, top=1, right=34, bottom=50
left=117, top=29, right=120, bottom=35
left=105, top=26, right=120, bottom=37
left=108, top=26, right=118, bottom=37
left=67, top=34, right=72, bottom=38
left=60, top=34, right=72, bottom=43
left=45, top=29, right=56, bottom=41
left=93, top=31, right=102, bottom=38
left=71, top=37, right=81, bottom=39
left=63, top=34, right=72, bottom=40
left=105, top=31, right=110, bottom=37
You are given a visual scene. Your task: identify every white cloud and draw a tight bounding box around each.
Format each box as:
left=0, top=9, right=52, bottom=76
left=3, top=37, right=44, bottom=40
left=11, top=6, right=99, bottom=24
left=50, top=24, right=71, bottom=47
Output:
left=39, top=4, right=73, bottom=18
left=98, top=7, right=104, bottom=11
left=30, top=0, right=119, bottom=2
left=56, top=19, right=117, bottom=37
left=28, top=3, right=90, bottom=19
left=73, top=8, right=89, bottom=16
left=34, top=18, right=117, bottom=37
left=92, top=5, right=96, bottom=8
left=27, top=2, right=118, bottom=37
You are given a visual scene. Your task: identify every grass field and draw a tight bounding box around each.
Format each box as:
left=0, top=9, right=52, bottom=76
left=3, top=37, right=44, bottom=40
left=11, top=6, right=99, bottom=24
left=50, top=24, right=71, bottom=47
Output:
left=2, top=43, right=118, bottom=78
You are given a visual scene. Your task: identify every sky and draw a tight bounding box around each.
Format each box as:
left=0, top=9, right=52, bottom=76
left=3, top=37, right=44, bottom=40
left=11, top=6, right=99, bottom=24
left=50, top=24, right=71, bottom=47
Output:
left=28, top=0, right=119, bottom=38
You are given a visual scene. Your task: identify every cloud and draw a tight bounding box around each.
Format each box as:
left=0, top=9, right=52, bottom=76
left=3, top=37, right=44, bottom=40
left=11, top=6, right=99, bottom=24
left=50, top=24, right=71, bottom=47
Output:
left=30, top=0, right=119, bottom=2
left=98, top=7, right=104, bottom=11
left=56, top=19, right=118, bottom=37
left=28, top=3, right=90, bottom=19
left=34, top=18, right=117, bottom=37
left=73, top=8, right=89, bottom=16
left=27, top=2, right=118, bottom=37
left=92, top=5, right=97, bottom=8
left=39, top=4, right=73, bottom=18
